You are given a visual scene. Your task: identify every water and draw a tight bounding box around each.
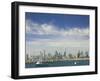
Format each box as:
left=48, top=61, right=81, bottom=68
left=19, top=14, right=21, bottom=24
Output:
left=25, top=60, right=89, bottom=68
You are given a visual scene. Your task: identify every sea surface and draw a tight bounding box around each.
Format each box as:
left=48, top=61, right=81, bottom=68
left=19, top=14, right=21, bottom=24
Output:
left=25, top=60, right=89, bottom=68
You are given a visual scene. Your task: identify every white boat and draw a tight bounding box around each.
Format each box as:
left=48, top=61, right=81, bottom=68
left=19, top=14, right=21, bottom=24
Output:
left=36, top=61, right=41, bottom=64
left=74, top=62, right=77, bottom=64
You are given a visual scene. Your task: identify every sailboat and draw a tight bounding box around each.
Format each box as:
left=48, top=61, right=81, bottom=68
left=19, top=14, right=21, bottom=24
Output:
left=36, top=56, right=43, bottom=65
left=36, top=61, right=42, bottom=64
left=74, top=61, right=77, bottom=64
left=36, top=51, right=46, bottom=65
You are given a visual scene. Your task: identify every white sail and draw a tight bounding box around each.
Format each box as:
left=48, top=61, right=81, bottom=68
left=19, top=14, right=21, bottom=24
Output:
left=36, top=61, right=41, bottom=64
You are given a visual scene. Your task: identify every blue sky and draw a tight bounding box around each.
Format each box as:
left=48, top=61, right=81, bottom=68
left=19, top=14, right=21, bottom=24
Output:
left=26, top=12, right=89, bottom=29
left=25, top=12, right=89, bottom=55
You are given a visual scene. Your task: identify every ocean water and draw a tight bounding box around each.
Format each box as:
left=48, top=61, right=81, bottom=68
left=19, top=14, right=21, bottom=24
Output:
left=25, top=60, right=89, bottom=68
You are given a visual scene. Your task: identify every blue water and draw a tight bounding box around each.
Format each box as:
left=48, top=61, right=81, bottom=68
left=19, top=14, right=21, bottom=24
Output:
left=25, top=60, right=89, bottom=68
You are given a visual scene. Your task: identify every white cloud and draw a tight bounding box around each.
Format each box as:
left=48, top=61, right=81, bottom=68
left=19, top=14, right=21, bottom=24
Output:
left=26, top=19, right=89, bottom=38
left=63, top=28, right=89, bottom=36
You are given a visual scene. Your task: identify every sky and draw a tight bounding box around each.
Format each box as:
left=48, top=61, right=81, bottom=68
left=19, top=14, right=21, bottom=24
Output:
left=25, top=12, right=89, bottom=56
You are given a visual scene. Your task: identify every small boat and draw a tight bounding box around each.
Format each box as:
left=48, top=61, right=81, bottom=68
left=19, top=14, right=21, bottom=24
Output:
left=36, top=61, right=42, bottom=64
left=74, top=62, right=77, bottom=64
